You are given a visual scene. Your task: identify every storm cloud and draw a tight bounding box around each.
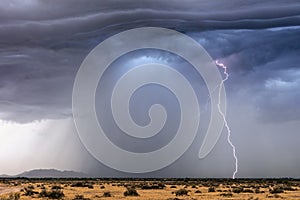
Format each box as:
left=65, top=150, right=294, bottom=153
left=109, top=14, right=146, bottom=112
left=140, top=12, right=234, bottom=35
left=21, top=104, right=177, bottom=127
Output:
left=0, top=0, right=299, bottom=177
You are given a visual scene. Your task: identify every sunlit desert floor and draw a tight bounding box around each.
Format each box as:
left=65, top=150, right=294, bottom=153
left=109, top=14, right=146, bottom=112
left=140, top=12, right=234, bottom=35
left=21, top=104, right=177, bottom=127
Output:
left=1, top=178, right=300, bottom=200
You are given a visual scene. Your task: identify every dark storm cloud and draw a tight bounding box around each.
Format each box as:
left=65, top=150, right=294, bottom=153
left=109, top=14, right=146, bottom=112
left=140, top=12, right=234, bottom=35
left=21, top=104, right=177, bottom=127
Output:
left=187, top=26, right=300, bottom=123
left=0, top=46, right=82, bottom=122
left=0, top=0, right=299, bottom=123
left=1, top=0, right=300, bottom=45
left=0, top=0, right=300, bottom=178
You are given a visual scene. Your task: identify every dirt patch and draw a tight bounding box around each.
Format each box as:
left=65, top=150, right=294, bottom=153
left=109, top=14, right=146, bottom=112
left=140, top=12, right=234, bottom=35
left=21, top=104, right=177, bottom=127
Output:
left=0, top=186, right=20, bottom=195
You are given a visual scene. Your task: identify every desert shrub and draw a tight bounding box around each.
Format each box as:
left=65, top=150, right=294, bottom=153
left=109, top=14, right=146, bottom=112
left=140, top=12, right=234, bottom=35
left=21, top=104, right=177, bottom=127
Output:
left=141, top=183, right=165, bottom=190
left=261, top=184, right=269, bottom=188
left=51, top=185, right=62, bottom=190
left=48, top=189, right=64, bottom=199
left=70, top=182, right=94, bottom=189
left=282, top=185, right=296, bottom=191
left=170, top=185, right=177, bottom=188
left=140, top=185, right=151, bottom=189
left=71, top=182, right=84, bottom=187
left=195, top=190, right=201, bottom=193
left=243, top=188, right=254, bottom=193
left=124, top=188, right=139, bottom=196
left=72, top=194, right=90, bottom=200
left=191, top=185, right=197, bottom=188
left=71, top=182, right=93, bottom=188
left=23, top=187, right=38, bottom=196
left=103, top=191, right=112, bottom=197
left=50, top=190, right=64, bottom=199
left=208, top=187, right=215, bottom=192
left=39, top=189, right=48, bottom=197
left=269, top=187, right=284, bottom=194
left=175, top=188, right=189, bottom=196
left=73, top=195, right=83, bottom=200
left=220, top=192, right=233, bottom=197
left=274, top=194, right=281, bottom=198
left=39, top=188, right=64, bottom=199
left=232, top=187, right=243, bottom=193
left=247, top=197, right=259, bottom=200
left=157, top=182, right=166, bottom=189
left=27, top=185, right=34, bottom=189
left=100, top=185, right=105, bottom=189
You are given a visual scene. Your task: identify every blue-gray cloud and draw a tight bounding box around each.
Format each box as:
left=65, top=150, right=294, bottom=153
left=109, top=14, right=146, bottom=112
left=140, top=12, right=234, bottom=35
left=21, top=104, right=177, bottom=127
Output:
left=0, top=0, right=300, bottom=178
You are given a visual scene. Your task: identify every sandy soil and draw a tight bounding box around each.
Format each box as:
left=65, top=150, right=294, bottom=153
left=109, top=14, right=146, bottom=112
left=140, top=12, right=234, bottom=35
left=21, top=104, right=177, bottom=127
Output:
left=0, top=186, right=21, bottom=195
left=0, top=179, right=300, bottom=199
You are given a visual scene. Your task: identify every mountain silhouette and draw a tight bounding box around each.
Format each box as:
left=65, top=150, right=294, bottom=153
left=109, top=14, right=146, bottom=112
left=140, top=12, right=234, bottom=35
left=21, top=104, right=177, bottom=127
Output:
left=1, top=169, right=90, bottom=178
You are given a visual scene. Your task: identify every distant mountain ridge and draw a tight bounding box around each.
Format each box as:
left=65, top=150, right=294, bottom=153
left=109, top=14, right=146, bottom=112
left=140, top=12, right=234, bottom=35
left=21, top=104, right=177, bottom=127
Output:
left=1, top=169, right=90, bottom=178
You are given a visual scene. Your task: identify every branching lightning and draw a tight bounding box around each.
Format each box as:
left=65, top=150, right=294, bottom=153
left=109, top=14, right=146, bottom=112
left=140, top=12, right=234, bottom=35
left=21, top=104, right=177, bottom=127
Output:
left=215, top=60, right=238, bottom=179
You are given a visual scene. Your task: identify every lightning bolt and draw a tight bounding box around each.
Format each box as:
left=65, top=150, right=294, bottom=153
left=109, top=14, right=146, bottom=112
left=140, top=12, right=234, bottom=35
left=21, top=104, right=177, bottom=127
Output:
left=215, top=60, right=238, bottom=179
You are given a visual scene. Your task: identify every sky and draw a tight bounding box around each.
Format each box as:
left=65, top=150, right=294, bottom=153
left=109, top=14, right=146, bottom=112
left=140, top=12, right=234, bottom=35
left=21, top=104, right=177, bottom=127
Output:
left=0, top=0, right=300, bottom=178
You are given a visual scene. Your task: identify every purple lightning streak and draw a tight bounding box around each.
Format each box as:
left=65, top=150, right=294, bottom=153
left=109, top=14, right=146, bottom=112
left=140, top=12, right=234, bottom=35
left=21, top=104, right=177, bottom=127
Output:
left=215, top=60, right=238, bottom=179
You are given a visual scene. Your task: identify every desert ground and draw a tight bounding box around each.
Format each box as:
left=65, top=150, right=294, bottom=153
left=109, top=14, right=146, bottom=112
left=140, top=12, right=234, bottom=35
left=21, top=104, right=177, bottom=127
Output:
left=0, top=178, right=300, bottom=200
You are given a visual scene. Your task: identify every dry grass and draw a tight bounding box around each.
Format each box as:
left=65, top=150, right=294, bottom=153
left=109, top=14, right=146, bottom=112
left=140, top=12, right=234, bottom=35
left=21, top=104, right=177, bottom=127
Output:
left=0, top=178, right=300, bottom=199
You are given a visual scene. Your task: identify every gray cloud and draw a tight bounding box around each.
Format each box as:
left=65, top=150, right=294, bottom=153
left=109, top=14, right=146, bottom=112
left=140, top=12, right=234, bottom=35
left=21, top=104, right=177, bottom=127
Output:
left=1, top=0, right=300, bottom=45
left=1, top=0, right=299, bottom=122
left=0, top=0, right=300, bottom=178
